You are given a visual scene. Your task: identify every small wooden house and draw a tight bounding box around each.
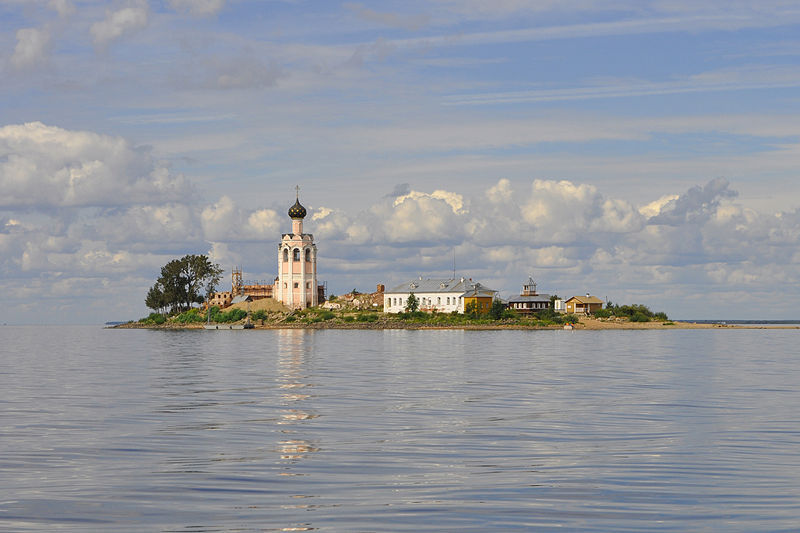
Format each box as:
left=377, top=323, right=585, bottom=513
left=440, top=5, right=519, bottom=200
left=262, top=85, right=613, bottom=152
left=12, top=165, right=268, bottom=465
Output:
left=565, top=294, right=604, bottom=314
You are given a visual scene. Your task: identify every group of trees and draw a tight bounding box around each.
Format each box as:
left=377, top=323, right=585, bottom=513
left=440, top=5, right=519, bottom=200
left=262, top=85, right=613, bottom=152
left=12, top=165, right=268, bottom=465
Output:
left=596, top=302, right=668, bottom=321
left=145, top=254, right=223, bottom=315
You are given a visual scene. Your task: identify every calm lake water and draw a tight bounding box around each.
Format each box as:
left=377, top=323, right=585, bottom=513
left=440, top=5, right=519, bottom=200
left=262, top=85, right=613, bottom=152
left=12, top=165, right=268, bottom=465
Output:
left=1, top=326, right=799, bottom=532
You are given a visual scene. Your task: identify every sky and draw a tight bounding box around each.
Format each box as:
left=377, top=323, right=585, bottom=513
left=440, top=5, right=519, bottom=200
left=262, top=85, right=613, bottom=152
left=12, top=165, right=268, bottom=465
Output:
left=2, top=0, right=800, bottom=323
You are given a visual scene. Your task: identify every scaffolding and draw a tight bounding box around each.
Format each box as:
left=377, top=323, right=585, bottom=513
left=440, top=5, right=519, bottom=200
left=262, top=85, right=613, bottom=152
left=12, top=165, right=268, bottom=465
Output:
left=231, top=267, right=243, bottom=297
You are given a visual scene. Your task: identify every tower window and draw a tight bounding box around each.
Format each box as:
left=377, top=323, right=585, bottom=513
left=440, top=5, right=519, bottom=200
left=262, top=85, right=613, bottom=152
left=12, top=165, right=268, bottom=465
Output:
left=305, top=249, right=311, bottom=262
left=283, top=249, right=288, bottom=262
left=293, top=248, right=300, bottom=261
left=294, top=282, right=298, bottom=288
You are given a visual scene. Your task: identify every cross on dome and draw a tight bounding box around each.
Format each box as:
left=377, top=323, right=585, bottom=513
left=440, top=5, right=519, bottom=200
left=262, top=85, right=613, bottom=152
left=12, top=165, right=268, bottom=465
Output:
left=288, top=186, right=307, bottom=219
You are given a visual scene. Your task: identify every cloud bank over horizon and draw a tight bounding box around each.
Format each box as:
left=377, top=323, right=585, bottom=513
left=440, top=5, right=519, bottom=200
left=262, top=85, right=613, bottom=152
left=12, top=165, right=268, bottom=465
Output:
left=2, top=1, right=800, bottom=321
left=2, top=122, right=799, bottom=323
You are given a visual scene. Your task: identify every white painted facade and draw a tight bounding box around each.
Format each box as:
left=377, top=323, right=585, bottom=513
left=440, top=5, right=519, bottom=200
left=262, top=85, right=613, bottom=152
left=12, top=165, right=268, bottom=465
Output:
left=383, top=277, right=493, bottom=314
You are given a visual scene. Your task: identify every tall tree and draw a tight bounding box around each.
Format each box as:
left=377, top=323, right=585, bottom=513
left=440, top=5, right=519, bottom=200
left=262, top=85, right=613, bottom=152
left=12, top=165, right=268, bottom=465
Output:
left=146, top=254, right=223, bottom=314
left=145, top=282, right=168, bottom=314
left=179, top=254, right=223, bottom=310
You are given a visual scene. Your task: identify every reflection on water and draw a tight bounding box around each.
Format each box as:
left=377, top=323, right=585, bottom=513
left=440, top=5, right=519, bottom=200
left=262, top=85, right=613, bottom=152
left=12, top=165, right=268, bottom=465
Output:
left=1, top=327, right=800, bottom=531
left=275, top=330, right=320, bottom=467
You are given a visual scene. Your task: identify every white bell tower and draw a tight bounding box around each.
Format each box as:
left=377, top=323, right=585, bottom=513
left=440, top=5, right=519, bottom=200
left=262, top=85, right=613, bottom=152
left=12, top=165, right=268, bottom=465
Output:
left=276, top=187, right=318, bottom=309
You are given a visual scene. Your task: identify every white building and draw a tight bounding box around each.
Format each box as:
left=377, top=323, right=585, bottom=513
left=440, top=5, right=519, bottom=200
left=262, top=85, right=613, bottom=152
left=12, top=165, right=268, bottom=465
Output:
left=275, top=193, right=318, bottom=310
left=384, top=277, right=496, bottom=313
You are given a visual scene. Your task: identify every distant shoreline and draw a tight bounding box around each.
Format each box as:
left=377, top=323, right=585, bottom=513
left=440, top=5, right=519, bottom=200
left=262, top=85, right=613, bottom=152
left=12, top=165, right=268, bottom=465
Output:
left=111, top=318, right=800, bottom=331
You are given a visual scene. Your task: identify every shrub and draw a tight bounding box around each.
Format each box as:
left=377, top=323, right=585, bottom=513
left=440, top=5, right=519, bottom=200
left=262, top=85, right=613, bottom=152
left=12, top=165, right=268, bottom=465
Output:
left=319, top=311, right=336, bottom=320
left=251, top=310, right=268, bottom=321
left=555, top=313, right=580, bottom=325
left=534, top=308, right=559, bottom=321
left=489, top=300, right=506, bottom=320
left=594, top=308, right=612, bottom=318
left=357, top=313, right=378, bottom=322
left=284, top=315, right=296, bottom=322
left=630, top=312, right=651, bottom=322
left=173, top=308, right=206, bottom=324
left=607, top=303, right=668, bottom=321
left=209, top=308, right=247, bottom=323
left=140, top=312, right=167, bottom=325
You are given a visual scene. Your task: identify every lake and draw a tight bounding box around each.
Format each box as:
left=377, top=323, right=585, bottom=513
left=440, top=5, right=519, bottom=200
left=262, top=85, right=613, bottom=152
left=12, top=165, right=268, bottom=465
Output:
left=1, top=326, right=799, bottom=531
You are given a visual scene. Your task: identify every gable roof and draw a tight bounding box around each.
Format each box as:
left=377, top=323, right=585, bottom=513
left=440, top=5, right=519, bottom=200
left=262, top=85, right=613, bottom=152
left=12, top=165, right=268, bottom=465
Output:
left=461, top=287, right=497, bottom=298
left=565, top=295, right=604, bottom=304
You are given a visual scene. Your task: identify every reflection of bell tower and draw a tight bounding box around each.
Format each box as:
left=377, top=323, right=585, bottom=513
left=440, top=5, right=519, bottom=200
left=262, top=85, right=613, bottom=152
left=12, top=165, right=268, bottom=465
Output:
left=276, top=187, right=318, bottom=309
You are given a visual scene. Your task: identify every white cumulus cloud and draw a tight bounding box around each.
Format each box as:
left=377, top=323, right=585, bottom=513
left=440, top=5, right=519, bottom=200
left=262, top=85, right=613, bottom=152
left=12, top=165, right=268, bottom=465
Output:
left=48, top=0, right=75, bottom=18
left=90, top=1, right=148, bottom=48
left=10, top=27, right=51, bottom=69
left=0, top=122, right=193, bottom=208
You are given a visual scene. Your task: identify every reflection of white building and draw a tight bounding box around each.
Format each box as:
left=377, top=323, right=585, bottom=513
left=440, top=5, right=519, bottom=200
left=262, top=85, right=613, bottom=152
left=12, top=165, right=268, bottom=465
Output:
left=383, top=277, right=496, bottom=313
left=275, top=193, right=318, bottom=310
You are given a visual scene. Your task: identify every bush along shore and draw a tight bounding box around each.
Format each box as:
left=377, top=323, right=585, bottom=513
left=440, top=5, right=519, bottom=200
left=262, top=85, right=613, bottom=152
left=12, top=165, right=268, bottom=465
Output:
left=115, top=304, right=720, bottom=330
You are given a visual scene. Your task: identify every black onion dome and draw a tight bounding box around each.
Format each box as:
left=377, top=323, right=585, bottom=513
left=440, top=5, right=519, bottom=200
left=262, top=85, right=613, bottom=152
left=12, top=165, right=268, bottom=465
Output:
left=288, top=198, right=307, bottom=219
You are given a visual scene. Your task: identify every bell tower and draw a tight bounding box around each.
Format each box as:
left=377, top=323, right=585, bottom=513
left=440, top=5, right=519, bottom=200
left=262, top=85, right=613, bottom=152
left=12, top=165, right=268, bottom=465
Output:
left=276, top=187, right=318, bottom=309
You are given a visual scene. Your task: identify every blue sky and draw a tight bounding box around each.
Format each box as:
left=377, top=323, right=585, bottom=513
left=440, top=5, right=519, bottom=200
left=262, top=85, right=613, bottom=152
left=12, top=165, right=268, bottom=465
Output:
left=2, top=0, right=800, bottom=323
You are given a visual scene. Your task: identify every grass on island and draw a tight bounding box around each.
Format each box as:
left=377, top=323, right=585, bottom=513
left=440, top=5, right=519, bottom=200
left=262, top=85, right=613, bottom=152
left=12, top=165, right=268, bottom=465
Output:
left=131, top=300, right=671, bottom=329
left=134, top=306, right=582, bottom=328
